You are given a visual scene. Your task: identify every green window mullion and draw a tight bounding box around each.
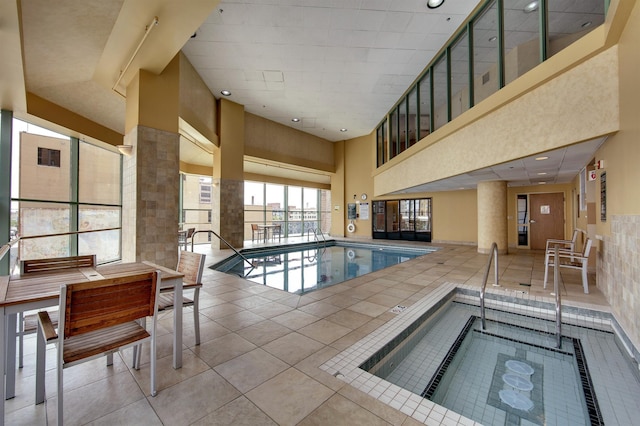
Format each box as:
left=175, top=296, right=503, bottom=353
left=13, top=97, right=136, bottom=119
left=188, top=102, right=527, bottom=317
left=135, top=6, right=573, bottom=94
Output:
left=70, top=136, right=79, bottom=255
left=497, top=0, right=505, bottom=89
left=446, top=47, right=452, bottom=123
left=0, top=110, right=13, bottom=274
left=540, top=0, right=549, bottom=62
left=467, top=21, right=475, bottom=108
left=429, top=68, right=435, bottom=132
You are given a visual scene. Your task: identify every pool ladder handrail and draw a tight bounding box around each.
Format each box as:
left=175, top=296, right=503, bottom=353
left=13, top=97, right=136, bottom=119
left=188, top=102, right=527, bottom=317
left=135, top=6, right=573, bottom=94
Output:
left=480, top=242, right=499, bottom=331
left=552, top=244, right=563, bottom=349
left=307, top=228, right=327, bottom=245
left=191, top=230, right=254, bottom=268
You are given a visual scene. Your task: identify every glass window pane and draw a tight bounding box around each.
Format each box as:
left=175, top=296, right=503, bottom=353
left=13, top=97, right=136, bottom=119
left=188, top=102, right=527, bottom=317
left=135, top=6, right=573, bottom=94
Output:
left=407, top=87, right=418, bottom=147
left=319, top=189, right=331, bottom=234
left=473, top=0, right=499, bottom=104
left=79, top=142, right=121, bottom=204
left=303, top=188, right=318, bottom=233
left=287, top=186, right=302, bottom=236
left=79, top=205, right=121, bottom=263
left=389, top=107, right=398, bottom=159
left=19, top=132, right=70, bottom=202
left=548, top=0, right=604, bottom=58
left=398, top=100, right=408, bottom=154
left=517, top=194, right=529, bottom=245
left=376, top=123, right=385, bottom=167
left=433, top=55, right=448, bottom=130
left=418, top=72, right=431, bottom=140
left=244, top=181, right=264, bottom=206
left=400, top=200, right=414, bottom=232
left=18, top=201, right=71, bottom=260
left=450, top=30, right=470, bottom=120
left=416, top=199, right=431, bottom=232
left=373, top=201, right=386, bottom=232
left=504, top=2, right=541, bottom=85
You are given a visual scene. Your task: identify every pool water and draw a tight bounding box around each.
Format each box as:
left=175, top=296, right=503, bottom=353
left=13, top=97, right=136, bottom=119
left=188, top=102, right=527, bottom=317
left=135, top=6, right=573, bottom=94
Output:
left=372, top=303, right=594, bottom=425
left=213, top=242, right=436, bottom=294
left=321, top=285, right=640, bottom=426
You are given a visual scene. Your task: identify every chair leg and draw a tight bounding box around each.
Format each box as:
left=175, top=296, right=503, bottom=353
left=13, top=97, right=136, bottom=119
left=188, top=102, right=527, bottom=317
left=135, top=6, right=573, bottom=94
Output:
left=57, top=352, right=64, bottom=426
left=18, top=312, right=24, bottom=368
left=35, top=325, right=46, bottom=404
left=582, top=264, right=589, bottom=294
left=193, top=288, right=201, bottom=345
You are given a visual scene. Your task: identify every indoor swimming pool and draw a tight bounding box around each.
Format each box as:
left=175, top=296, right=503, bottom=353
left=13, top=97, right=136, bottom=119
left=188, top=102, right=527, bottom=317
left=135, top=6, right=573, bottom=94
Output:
left=212, top=241, right=437, bottom=295
left=321, top=284, right=640, bottom=426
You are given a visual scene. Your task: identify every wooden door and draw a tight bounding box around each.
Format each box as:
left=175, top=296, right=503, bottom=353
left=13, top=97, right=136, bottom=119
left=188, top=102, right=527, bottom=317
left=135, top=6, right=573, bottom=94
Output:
left=530, top=193, right=565, bottom=250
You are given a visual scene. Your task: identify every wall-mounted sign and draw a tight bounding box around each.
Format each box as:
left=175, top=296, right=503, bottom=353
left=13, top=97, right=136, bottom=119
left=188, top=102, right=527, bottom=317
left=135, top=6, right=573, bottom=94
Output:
left=359, top=203, right=369, bottom=220
left=588, top=170, right=597, bottom=181
left=347, top=203, right=357, bottom=220
left=540, top=205, right=550, bottom=214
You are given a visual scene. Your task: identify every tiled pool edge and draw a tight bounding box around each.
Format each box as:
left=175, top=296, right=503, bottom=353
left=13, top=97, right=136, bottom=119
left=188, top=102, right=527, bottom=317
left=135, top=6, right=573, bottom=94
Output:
left=320, top=282, right=639, bottom=425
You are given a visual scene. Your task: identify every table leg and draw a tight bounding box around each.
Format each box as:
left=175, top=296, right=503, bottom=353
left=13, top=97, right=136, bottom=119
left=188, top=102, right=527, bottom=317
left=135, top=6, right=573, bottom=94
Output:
left=1, top=307, right=5, bottom=423
left=173, top=279, right=183, bottom=369
left=5, top=313, right=16, bottom=400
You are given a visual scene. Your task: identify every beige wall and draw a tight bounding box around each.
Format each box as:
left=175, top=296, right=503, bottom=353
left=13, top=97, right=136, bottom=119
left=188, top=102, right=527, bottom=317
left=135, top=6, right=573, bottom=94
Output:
left=244, top=113, right=334, bottom=173
left=591, top=0, right=640, bottom=353
left=178, top=53, right=217, bottom=146
left=343, top=134, right=374, bottom=238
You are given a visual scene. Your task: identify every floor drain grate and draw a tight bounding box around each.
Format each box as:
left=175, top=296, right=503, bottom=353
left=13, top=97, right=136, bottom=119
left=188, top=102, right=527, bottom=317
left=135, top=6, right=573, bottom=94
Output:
left=519, top=283, right=531, bottom=287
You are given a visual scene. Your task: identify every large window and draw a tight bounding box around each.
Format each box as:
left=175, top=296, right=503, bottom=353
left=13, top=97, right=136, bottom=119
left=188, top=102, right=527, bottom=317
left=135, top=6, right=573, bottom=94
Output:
left=375, top=0, right=606, bottom=165
left=180, top=174, right=212, bottom=244
left=9, top=119, right=122, bottom=264
left=243, top=181, right=331, bottom=241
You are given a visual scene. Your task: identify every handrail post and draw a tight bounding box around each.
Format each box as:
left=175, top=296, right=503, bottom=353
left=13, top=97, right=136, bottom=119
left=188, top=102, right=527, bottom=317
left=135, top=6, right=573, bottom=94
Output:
left=480, top=242, right=499, bottom=331
left=554, top=245, right=562, bottom=349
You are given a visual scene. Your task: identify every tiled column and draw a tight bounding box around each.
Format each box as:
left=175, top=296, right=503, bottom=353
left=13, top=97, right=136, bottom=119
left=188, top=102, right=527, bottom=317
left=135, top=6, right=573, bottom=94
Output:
left=213, top=99, right=245, bottom=249
left=477, top=180, right=508, bottom=254
left=121, top=126, right=180, bottom=267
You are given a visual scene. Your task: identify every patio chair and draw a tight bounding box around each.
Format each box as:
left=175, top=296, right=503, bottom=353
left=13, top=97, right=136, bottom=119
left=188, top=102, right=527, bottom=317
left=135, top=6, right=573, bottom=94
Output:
left=273, top=224, right=282, bottom=242
left=543, top=238, right=593, bottom=294
left=36, top=271, right=161, bottom=426
left=156, top=251, right=206, bottom=345
left=18, top=254, right=97, bottom=368
left=251, top=224, right=264, bottom=242
left=544, top=228, right=583, bottom=257
left=179, top=227, right=196, bottom=250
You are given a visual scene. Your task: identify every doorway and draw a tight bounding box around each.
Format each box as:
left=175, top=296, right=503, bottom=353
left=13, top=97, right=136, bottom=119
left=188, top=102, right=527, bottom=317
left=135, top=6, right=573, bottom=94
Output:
left=528, top=193, right=565, bottom=250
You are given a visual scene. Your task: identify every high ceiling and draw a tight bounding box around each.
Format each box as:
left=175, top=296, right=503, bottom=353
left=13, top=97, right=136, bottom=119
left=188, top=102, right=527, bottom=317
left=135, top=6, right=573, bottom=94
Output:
left=3, top=0, right=607, bottom=193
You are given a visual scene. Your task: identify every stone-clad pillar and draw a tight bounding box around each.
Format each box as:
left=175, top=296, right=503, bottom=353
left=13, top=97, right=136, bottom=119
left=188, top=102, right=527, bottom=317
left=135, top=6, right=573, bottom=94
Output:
left=212, top=99, right=245, bottom=249
left=477, top=181, right=508, bottom=254
left=121, top=57, right=180, bottom=268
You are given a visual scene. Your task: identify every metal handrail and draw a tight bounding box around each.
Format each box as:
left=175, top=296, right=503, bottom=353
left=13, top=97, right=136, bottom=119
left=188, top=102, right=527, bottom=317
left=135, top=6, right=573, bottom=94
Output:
left=553, top=245, right=563, bottom=349
left=480, top=242, right=499, bottom=331
left=191, top=230, right=253, bottom=268
left=306, top=228, right=327, bottom=245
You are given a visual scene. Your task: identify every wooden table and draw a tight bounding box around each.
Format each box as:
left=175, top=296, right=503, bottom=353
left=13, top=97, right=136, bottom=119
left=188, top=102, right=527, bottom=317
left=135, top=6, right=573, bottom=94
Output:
left=0, top=262, right=183, bottom=421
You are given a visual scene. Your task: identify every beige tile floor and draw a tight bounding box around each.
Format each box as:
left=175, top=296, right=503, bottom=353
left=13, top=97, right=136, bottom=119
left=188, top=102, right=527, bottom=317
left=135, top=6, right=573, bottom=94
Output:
left=6, top=238, right=608, bottom=425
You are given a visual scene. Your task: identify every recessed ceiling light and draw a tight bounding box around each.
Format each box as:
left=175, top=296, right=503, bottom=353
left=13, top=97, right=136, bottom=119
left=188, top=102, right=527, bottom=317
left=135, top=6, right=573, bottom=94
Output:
left=535, top=156, right=549, bottom=161
left=581, top=21, right=592, bottom=28
left=220, top=90, right=231, bottom=96
left=538, top=181, right=547, bottom=185
left=340, top=128, right=348, bottom=132
left=291, top=118, right=300, bottom=122
left=537, top=172, right=547, bottom=175
left=523, top=1, right=539, bottom=13
left=488, top=36, right=497, bottom=42
left=427, top=0, right=445, bottom=9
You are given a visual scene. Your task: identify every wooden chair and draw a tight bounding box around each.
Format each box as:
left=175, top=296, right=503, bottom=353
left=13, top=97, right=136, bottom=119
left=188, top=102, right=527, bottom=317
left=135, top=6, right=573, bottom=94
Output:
left=36, top=271, right=161, bottom=426
left=18, top=255, right=97, bottom=368
left=251, top=224, right=264, bottom=242
left=543, top=238, right=593, bottom=294
left=157, top=251, right=206, bottom=344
